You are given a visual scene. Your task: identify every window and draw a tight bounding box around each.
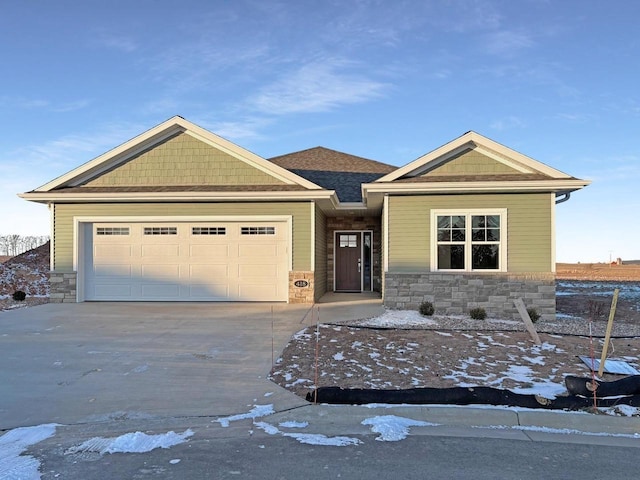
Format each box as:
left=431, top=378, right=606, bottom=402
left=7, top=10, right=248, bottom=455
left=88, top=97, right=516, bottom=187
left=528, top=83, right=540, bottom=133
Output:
left=96, top=227, right=129, bottom=236
left=241, top=226, right=275, bottom=235
left=192, top=227, right=226, bottom=235
left=144, top=227, right=177, bottom=235
left=339, top=234, right=358, bottom=248
left=432, top=210, right=506, bottom=271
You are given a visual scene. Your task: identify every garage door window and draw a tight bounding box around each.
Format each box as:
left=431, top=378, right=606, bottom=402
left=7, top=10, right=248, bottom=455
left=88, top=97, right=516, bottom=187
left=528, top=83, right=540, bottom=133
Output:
left=144, top=227, right=177, bottom=235
left=96, top=227, right=129, bottom=236
left=241, top=226, right=275, bottom=235
left=192, top=227, right=226, bottom=235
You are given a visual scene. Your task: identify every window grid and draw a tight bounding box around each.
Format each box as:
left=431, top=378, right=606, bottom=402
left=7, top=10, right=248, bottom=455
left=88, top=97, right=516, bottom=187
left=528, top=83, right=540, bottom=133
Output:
left=241, top=226, right=275, bottom=235
left=143, top=227, right=177, bottom=235
left=434, top=212, right=503, bottom=272
left=96, top=227, right=130, bottom=236
left=192, top=227, right=226, bottom=235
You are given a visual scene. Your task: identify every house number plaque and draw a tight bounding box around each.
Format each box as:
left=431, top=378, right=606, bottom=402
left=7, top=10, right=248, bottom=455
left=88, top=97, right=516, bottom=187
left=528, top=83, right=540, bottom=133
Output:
left=294, top=280, right=309, bottom=288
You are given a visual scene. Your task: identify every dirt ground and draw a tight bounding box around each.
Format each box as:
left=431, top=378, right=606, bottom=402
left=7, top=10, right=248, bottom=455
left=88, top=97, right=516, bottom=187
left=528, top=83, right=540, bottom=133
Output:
left=272, top=264, right=640, bottom=402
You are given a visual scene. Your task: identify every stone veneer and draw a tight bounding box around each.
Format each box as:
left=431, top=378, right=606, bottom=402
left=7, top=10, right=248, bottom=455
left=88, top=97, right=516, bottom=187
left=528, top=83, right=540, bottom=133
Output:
left=289, top=271, right=315, bottom=303
left=49, top=271, right=77, bottom=303
left=383, top=272, right=556, bottom=321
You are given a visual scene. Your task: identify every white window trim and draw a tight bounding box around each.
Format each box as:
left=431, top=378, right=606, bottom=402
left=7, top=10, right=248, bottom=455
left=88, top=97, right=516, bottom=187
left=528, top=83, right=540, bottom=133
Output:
left=430, top=208, right=508, bottom=272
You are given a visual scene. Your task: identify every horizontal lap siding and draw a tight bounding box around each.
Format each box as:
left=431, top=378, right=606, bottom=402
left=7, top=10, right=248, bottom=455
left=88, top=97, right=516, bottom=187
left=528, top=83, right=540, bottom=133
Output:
left=53, top=202, right=312, bottom=272
left=314, top=205, right=327, bottom=299
left=388, top=193, right=552, bottom=273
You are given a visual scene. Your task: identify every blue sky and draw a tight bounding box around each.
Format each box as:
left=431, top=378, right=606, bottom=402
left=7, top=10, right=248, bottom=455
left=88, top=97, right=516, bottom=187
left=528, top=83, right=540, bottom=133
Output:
left=1, top=0, right=638, bottom=262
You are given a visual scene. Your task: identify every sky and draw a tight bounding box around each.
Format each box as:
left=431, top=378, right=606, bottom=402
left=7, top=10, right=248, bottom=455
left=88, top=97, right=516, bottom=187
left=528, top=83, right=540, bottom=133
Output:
left=0, top=0, right=638, bottom=262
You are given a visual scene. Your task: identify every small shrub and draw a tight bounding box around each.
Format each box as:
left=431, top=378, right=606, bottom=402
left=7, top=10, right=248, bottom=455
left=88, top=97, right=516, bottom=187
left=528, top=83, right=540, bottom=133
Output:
left=419, top=301, right=435, bottom=316
left=527, top=308, right=540, bottom=323
left=12, top=290, right=27, bottom=301
left=469, top=307, right=487, bottom=320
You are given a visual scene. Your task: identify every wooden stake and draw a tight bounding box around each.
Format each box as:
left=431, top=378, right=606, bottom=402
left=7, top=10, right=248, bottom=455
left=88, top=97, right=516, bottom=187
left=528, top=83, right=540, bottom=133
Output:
left=514, top=298, right=542, bottom=345
left=597, top=288, right=620, bottom=377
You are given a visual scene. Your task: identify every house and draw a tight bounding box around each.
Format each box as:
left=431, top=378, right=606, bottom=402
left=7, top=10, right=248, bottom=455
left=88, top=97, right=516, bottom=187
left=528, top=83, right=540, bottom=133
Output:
left=20, top=116, right=589, bottom=319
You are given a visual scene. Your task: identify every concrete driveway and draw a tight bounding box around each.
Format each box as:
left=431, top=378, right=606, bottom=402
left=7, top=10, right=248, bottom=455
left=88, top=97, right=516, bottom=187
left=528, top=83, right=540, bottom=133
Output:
left=0, top=297, right=383, bottom=430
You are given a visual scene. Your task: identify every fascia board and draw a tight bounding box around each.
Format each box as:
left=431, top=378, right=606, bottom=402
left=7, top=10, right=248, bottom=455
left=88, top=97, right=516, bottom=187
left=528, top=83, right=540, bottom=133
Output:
left=19, top=189, right=338, bottom=204
left=362, top=179, right=591, bottom=195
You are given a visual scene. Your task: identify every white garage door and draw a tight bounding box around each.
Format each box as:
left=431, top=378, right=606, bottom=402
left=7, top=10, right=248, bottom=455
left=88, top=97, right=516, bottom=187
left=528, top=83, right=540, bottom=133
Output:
left=85, top=222, right=289, bottom=301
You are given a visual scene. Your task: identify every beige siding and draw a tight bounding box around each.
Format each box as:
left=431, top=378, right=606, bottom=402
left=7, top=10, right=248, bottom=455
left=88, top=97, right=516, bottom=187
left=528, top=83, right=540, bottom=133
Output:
left=388, top=193, right=552, bottom=273
left=314, top=205, right=327, bottom=300
left=86, top=132, right=285, bottom=187
left=423, top=149, right=522, bottom=177
left=53, top=202, right=311, bottom=272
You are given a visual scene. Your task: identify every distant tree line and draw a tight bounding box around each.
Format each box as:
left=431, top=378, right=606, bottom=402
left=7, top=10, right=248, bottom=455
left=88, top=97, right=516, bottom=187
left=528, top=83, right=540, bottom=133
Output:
left=0, top=235, right=50, bottom=256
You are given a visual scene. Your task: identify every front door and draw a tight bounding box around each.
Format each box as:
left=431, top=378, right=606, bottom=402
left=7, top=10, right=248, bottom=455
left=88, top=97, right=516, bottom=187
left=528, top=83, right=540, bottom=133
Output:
left=335, top=232, right=361, bottom=291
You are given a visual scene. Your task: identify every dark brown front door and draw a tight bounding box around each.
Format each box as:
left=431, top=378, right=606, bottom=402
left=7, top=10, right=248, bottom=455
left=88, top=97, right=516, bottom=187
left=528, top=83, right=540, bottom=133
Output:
left=335, top=232, right=361, bottom=291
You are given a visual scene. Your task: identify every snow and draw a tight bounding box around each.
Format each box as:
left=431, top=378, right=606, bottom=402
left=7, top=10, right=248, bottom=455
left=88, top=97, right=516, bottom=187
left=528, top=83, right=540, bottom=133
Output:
left=361, top=415, right=437, bottom=442
left=279, top=421, right=309, bottom=428
left=216, top=404, right=275, bottom=427
left=254, top=421, right=361, bottom=446
left=0, top=423, right=58, bottom=480
left=65, top=429, right=193, bottom=455
left=357, top=309, right=436, bottom=328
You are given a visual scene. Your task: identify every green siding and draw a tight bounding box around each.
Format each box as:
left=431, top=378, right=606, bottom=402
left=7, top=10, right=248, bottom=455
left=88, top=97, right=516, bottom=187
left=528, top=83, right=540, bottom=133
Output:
left=53, top=202, right=312, bottom=272
left=86, top=132, right=285, bottom=187
left=314, top=204, right=327, bottom=300
left=388, top=193, right=552, bottom=273
left=423, top=149, right=522, bottom=176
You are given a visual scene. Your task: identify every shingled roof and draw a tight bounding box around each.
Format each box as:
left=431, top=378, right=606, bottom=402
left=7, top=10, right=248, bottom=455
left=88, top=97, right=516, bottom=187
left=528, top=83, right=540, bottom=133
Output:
left=269, top=147, right=396, bottom=202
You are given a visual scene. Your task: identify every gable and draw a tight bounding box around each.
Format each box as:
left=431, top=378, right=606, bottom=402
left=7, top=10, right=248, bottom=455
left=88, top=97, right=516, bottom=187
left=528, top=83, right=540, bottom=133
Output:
left=419, top=148, right=529, bottom=178
left=83, top=132, right=286, bottom=187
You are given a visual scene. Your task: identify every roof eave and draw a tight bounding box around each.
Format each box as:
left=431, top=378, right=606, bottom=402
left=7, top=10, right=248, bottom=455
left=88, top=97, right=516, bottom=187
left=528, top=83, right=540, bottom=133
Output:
left=362, top=179, right=591, bottom=195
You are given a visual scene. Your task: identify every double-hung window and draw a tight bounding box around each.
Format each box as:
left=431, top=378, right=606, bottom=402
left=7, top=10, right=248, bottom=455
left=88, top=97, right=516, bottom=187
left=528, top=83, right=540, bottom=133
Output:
left=431, top=209, right=506, bottom=272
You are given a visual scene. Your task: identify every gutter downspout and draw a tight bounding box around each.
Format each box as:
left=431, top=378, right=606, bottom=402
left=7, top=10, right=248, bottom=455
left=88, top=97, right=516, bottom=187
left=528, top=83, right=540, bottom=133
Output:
left=555, top=192, right=571, bottom=204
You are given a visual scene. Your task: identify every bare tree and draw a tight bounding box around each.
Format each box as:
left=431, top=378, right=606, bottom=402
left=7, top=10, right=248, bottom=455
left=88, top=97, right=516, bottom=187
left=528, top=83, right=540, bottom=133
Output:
left=0, top=234, right=49, bottom=256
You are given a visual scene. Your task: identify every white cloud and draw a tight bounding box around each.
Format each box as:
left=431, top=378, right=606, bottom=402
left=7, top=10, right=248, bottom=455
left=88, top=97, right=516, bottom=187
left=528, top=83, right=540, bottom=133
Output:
left=248, top=59, right=388, bottom=115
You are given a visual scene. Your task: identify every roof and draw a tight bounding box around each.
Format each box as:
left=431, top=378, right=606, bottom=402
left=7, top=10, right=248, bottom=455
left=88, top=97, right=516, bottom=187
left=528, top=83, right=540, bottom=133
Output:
left=269, top=147, right=396, bottom=202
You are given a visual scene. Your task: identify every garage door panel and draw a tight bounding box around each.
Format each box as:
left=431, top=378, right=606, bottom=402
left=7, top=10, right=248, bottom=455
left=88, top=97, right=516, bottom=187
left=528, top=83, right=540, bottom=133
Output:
left=94, top=264, right=132, bottom=278
left=141, top=264, right=181, bottom=279
left=141, top=244, right=180, bottom=257
left=189, top=244, right=230, bottom=259
left=190, top=264, right=228, bottom=280
left=92, top=284, right=132, bottom=298
left=141, top=284, right=180, bottom=298
left=94, top=244, right=132, bottom=259
left=189, top=284, right=230, bottom=299
left=87, top=221, right=288, bottom=301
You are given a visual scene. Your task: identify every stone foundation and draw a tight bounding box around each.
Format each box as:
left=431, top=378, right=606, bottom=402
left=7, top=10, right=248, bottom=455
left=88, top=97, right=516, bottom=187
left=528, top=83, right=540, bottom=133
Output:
left=289, top=271, right=315, bottom=303
left=383, top=272, right=556, bottom=321
left=49, top=271, right=77, bottom=303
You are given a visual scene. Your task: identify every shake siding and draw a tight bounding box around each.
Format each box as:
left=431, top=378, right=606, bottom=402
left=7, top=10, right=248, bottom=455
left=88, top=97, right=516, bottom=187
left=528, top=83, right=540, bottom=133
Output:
left=53, top=202, right=312, bottom=272
left=85, top=132, right=285, bottom=187
left=422, top=150, right=522, bottom=177
left=388, top=193, right=552, bottom=273
left=314, top=205, right=327, bottom=299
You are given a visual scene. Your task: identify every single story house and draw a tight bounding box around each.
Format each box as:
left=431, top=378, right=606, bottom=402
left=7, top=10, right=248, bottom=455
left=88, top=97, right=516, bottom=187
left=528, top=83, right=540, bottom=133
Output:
left=21, top=116, right=589, bottom=319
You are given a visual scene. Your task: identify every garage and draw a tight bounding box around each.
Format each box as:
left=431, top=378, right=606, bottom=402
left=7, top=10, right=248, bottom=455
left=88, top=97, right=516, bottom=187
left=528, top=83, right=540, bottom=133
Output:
left=84, top=221, right=289, bottom=301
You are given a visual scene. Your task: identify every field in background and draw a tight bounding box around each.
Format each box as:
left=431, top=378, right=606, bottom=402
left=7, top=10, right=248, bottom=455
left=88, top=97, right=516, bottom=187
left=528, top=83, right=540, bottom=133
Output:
left=556, top=263, right=640, bottom=281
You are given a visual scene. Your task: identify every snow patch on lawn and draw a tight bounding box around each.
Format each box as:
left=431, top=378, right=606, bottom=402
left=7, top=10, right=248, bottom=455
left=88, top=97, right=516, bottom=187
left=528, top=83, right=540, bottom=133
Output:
left=358, top=309, right=436, bottom=328
left=0, top=423, right=58, bottom=480
left=65, top=429, right=193, bottom=455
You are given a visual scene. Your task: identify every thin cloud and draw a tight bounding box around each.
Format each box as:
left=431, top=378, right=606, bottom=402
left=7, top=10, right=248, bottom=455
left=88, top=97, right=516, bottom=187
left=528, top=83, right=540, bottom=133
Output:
left=248, top=60, right=388, bottom=115
left=483, top=30, right=535, bottom=56
left=97, top=33, right=138, bottom=53
left=490, top=116, right=526, bottom=131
